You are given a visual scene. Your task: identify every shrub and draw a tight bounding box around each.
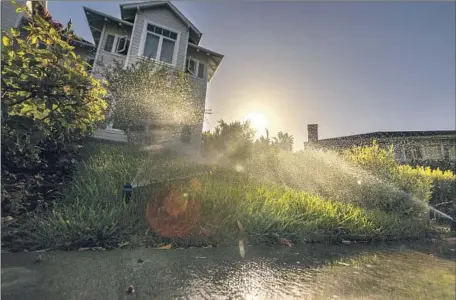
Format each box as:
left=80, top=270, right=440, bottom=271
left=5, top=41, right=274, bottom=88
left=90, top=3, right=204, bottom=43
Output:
left=202, top=120, right=255, bottom=164
left=402, top=165, right=456, bottom=218
left=245, top=149, right=430, bottom=219
left=344, top=141, right=432, bottom=201
left=1, top=5, right=107, bottom=216
left=103, top=59, right=201, bottom=143
left=344, top=141, right=456, bottom=218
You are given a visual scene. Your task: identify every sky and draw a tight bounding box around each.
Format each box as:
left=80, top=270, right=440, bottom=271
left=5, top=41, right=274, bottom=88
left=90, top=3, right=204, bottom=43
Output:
left=47, top=1, right=456, bottom=149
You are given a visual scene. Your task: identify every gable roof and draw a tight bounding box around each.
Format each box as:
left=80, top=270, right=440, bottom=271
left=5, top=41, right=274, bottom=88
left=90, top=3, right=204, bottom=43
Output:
left=120, top=1, right=202, bottom=44
left=83, top=6, right=133, bottom=46
left=188, top=43, right=224, bottom=82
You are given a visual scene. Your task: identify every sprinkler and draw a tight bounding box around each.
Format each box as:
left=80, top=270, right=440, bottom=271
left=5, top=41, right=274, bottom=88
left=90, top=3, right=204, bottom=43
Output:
left=123, top=183, right=133, bottom=203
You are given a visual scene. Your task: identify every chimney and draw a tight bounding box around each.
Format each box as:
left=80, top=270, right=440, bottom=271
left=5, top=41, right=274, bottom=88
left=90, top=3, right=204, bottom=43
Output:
left=307, top=124, right=318, bottom=143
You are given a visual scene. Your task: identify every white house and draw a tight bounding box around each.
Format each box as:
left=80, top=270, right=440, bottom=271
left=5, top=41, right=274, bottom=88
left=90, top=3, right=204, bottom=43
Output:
left=83, top=1, right=224, bottom=152
left=1, top=0, right=224, bottom=153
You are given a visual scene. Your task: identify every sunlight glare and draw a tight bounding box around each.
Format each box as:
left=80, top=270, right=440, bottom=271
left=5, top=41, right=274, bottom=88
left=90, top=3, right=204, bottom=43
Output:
left=244, top=112, right=268, bottom=137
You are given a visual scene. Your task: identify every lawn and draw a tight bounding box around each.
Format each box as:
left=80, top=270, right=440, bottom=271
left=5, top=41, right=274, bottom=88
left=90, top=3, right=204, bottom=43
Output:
left=3, top=141, right=434, bottom=251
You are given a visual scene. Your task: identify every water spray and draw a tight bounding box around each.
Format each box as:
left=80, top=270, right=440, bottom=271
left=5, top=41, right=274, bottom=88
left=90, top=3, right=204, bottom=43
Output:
left=429, top=206, right=456, bottom=231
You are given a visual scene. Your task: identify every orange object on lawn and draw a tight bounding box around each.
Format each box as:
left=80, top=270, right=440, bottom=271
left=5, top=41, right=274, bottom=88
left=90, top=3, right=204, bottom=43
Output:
left=146, top=183, right=202, bottom=238
left=279, top=238, right=293, bottom=247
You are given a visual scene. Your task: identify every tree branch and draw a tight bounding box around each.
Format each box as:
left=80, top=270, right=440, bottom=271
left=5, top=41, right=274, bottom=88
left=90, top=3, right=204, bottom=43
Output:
left=6, top=93, right=37, bottom=106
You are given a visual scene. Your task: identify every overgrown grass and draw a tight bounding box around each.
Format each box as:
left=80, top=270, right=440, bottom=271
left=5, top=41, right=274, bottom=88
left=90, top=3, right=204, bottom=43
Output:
left=3, top=141, right=436, bottom=251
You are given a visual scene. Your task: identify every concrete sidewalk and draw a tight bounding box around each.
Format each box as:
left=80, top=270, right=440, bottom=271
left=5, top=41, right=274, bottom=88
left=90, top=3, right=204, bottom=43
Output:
left=2, top=242, right=455, bottom=300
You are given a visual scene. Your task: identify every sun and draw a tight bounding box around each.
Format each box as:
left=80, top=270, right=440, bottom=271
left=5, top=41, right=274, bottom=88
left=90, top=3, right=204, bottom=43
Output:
left=244, top=112, right=268, bottom=137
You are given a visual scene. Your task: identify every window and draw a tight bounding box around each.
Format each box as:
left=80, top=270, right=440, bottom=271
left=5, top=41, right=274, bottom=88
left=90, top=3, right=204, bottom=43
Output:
left=424, top=145, right=443, bottom=160
left=186, top=57, right=206, bottom=79
left=104, top=34, right=115, bottom=52
left=160, top=39, right=175, bottom=64
left=443, top=145, right=451, bottom=160
left=448, top=145, right=456, bottom=160
left=393, top=145, right=404, bottom=161
left=116, top=36, right=129, bottom=55
left=404, top=147, right=413, bottom=161
left=142, top=23, right=177, bottom=65
left=187, top=58, right=196, bottom=74
left=103, top=34, right=130, bottom=55
left=411, top=145, right=423, bottom=160
left=143, top=34, right=159, bottom=58
left=198, top=62, right=205, bottom=79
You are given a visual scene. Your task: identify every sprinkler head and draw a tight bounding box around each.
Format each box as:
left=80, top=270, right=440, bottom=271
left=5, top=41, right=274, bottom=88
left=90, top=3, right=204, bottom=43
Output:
left=123, top=183, right=133, bottom=203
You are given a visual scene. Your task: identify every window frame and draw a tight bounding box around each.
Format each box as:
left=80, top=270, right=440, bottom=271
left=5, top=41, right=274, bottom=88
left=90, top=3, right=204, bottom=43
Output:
left=103, top=33, right=130, bottom=56
left=186, top=57, right=206, bottom=80
left=139, top=21, right=180, bottom=66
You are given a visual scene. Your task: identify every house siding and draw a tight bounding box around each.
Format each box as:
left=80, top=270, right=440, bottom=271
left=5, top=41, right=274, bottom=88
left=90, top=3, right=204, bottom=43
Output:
left=186, top=47, right=211, bottom=81
left=308, top=135, right=456, bottom=165
left=92, top=23, right=131, bottom=74
left=127, top=8, right=189, bottom=70
left=1, top=1, right=26, bottom=33
left=188, top=75, right=207, bottom=152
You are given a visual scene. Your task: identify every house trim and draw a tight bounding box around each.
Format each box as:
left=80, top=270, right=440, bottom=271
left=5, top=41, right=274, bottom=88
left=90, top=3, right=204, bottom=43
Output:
left=186, top=56, right=206, bottom=80
left=101, top=49, right=128, bottom=59
left=187, top=43, right=224, bottom=82
left=182, top=30, right=189, bottom=71
left=138, top=19, right=181, bottom=67
left=102, top=33, right=129, bottom=54
left=83, top=6, right=134, bottom=28
left=93, top=24, right=106, bottom=69
left=120, top=1, right=201, bottom=40
left=188, top=43, right=223, bottom=58
left=124, top=9, right=138, bottom=68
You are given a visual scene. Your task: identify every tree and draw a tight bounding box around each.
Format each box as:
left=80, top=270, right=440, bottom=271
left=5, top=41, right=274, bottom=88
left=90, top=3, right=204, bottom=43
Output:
left=1, top=4, right=107, bottom=215
left=103, top=59, right=202, bottom=142
left=202, top=120, right=255, bottom=161
left=273, top=131, right=294, bottom=152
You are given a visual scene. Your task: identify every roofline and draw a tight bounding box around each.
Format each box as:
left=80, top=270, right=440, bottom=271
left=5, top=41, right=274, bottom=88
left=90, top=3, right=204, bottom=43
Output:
left=188, top=43, right=224, bottom=82
left=83, top=6, right=134, bottom=27
left=316, top=130, right=456, bottom=143
left=120, top=1, right=202, bottom=37
left=188, top=43, right=224, bottom=58
left=71, top=39, right=96, bottom=48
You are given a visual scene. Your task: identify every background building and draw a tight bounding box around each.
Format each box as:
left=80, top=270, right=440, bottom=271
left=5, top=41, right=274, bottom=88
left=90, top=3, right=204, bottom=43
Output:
left=304, top=124, right=456, bottom=169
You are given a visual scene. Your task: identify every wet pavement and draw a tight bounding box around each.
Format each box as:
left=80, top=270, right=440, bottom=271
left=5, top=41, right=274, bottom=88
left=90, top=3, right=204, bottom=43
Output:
left=2, top=242, right=455, bottom=300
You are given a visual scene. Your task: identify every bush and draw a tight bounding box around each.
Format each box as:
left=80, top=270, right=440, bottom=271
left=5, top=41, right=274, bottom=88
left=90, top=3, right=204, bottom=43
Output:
left=344, top=142, right=456, bottom=219
left=343, top=142, right=433, bottom=201
left=403, top=165, right=456, bottom=219
left=103, top=59, right=201, bottom=143
left=1, top=5, right=107, bottom=216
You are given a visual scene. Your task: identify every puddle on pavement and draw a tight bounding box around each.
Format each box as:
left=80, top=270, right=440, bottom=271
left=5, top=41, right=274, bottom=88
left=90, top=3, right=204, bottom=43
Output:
left=1, top=241, right=455, bottom=300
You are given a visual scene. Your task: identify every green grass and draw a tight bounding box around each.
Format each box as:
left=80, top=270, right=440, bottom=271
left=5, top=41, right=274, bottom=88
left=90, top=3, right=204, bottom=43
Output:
left=3, top=142, right=433, bottom=251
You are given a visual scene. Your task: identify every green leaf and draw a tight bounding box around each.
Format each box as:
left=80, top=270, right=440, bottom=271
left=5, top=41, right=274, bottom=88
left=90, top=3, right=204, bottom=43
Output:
left=2, top=35, right=12, bottom=46
left=10, top=28, right=20, bottom=37
left=15, top=7, right=23, bottom=14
